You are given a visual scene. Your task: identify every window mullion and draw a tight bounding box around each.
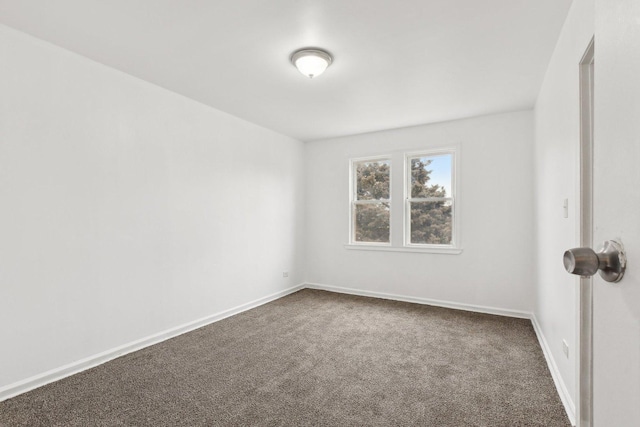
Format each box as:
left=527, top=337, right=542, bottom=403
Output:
left=408, top=197, right=452, bottom=203
left=353, top=199, right=390, bottom=205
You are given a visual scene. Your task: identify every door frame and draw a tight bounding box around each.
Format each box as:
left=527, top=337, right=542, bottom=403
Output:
left=577, top=37, right=594, bottom=427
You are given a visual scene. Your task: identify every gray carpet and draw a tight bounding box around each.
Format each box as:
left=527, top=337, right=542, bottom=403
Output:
left=0, top=289, right=570, bottom=426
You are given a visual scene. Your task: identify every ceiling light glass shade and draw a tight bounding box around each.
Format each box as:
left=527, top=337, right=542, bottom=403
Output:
left=291, top=48, right=333, bottom=79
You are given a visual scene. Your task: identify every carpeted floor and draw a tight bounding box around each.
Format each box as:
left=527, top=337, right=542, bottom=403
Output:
left=0, top=289, right=570, bottom=426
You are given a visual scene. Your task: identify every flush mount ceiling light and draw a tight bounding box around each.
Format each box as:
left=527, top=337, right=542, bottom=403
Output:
left=290, top=48, right=333, bottom=79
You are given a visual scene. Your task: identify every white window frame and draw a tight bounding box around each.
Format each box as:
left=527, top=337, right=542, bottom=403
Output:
left=348, top=155, right=392, bottom=246
left=404, top=148, right=458, bottom=250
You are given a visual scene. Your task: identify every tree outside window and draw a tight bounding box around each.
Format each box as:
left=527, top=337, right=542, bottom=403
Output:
left=351, top=159, right=390, bottom=243
left=349, top=150, right=456, bottom=249
left=407, top=153, right=454, bottom=245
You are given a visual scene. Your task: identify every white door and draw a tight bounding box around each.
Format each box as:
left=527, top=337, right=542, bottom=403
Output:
left=592, top=0, right=640, bottom=424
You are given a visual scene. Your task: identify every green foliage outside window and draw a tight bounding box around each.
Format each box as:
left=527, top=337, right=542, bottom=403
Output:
left=409, top=158, right=452, bottom=244
left=354, top=161, right=390, bottom=242
left=353, top=156, right=453, bottom=245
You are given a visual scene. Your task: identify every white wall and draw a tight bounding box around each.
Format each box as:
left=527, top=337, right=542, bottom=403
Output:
left=0, top=25, right=305, bottom=391
left=533, top=0, right=594, bottom=415
left=305, top=111, right=535, bottom=313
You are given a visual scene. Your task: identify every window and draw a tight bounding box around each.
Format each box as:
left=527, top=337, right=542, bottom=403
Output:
left=405, top=151, right=455, bottom=247
left=347, top=148, right=459, bottom=253
left=350, top=157, right=391, bottom=244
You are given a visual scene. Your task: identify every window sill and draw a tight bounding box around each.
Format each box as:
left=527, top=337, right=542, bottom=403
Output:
left=344, top=244, right=463, bottom=255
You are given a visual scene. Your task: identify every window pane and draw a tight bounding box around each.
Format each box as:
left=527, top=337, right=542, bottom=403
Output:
left=355, top=160, right=390, bottom=200
left=354, top=203, right=390, bottom=243
left=410, top=154, right=452, bottom=198
left=410, top=201, right=452, bottom=244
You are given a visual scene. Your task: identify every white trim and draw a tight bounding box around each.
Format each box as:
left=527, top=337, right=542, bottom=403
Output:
left=343, top=244, right=463, bottom=254
left=305, top=282, right=528, bottom=318
left=349, top=154, right=393, bottom=163
left=348, top=156, right=392, bottom=245
left=307, top=283, right=575, bottom=424
left=403, top=148, right=460, bottom=250
left=576, top=36, right=595, bottom=427
left=531, top=314, right=577, bottom=426
left=0, top=283, right=305, bottom=403
left=407, top=197, right=454, bottom=202
left=352, top=199, right=390, bottom=205
left=0, top=281, right=575, bottom=427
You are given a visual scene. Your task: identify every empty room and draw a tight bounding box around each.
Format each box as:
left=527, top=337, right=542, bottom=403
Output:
left=1, top=0, right=638, bottom=426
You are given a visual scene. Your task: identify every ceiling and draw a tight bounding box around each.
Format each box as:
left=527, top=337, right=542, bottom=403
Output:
left=0, top=0, right=573, bottom=141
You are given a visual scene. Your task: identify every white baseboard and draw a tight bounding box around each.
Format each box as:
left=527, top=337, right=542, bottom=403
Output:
left=0, top=283, right=305, bottom=403
left=305, top=282, right=531, bottom=319
left=530, top=314, right=576, bottom=426
left=0, top=281, right=576, bottom=427
left=307, top=283, right=575, bottom=425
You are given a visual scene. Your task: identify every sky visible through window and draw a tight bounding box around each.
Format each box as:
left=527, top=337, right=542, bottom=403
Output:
left=420, top=154, right=452, bottom=196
